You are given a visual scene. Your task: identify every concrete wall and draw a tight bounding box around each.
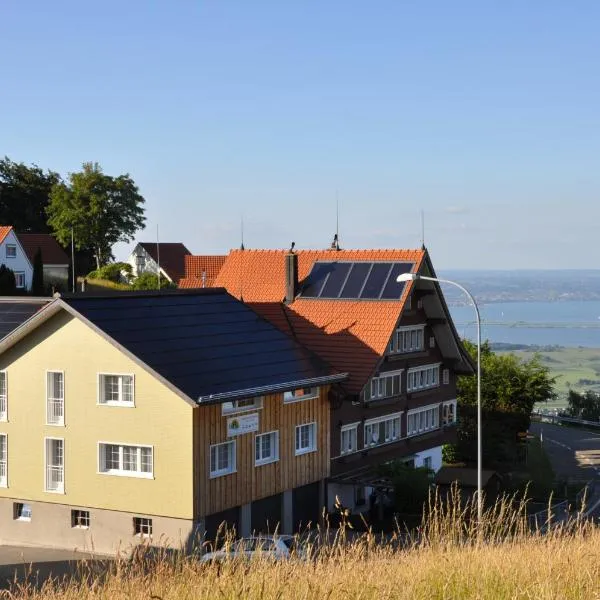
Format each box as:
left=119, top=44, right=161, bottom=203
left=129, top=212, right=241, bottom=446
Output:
left=0, top=311, right=194, bottom=528
left=0, top=497, right=197, bottom=555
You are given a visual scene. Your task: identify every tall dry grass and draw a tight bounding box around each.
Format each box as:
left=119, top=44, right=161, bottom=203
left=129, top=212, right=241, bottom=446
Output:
left=10, top=489, right=600, bottom=600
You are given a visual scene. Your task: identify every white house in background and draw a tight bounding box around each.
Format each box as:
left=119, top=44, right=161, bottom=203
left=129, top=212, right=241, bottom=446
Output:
left=127, top=242, right=191, bottom=284
left=0, top=226, right=33, bottom=291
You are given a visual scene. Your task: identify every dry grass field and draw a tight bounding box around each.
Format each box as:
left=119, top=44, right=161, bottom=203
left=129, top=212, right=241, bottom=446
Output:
left=11, top=492, right=600, bottom=600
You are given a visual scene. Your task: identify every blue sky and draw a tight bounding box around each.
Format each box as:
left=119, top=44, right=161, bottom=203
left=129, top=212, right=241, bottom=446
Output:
left=1, top=1, right=599, bottom=269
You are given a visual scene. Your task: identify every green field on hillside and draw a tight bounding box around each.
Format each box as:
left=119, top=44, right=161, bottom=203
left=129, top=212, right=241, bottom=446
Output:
left=498, top=346, right=600, bottom=410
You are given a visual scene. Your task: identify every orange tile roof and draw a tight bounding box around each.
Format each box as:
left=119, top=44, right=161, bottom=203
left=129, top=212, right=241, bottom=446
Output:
left=0, top=226, right=13, bottom=245
left=215, top=248, right=425, bottom=394
left=179, top=255, right=226, bottom=288
left=215, top=248, right=424, bottom=302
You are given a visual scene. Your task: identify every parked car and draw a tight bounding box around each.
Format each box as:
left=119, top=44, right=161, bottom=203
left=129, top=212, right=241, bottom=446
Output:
left=200, top=535, right=302, bottom=563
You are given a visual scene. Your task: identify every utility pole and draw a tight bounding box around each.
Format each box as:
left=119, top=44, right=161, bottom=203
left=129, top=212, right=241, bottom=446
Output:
left=71, top=227, right=76, bottom=293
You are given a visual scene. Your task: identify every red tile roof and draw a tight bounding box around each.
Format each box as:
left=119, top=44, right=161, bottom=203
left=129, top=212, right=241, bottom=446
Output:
left=17, top=233, right=69, bottom=265
left=139, top=243, right=191, bottom=283
left=179, top=255, right=226, bottom=288
left=0, top=226, right=13, bottom=245
left=213, top=248, right=425, bottom=394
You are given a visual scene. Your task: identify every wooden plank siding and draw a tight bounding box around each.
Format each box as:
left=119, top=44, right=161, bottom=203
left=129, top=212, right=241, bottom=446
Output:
left=194, top=386, right=331, bottom=518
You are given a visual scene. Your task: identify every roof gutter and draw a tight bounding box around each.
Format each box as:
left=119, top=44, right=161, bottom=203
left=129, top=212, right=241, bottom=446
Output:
left=197, top=372, right=349, bottom=405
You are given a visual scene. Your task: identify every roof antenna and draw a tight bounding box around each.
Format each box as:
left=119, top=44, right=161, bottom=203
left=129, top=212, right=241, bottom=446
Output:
left=240, top=215, right=245, bottom=251
left=420, top=210, right=426, bottom=250
left=239, top=215, right=245, bottom=300
left=290, top=241, right=295, bottom=253
left=330, top=193, right=340, bottom=250
left=156, top=224, right=161, bottom=291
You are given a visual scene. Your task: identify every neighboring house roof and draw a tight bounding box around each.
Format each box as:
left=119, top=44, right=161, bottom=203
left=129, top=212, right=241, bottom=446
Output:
left=138, top=243, right=191, bottom=283
left=16, top=233, right=69, bottom=266
left=434, top=466, right=500, bottom=488
left=179, top=255, right=226, bottom=289
left=0, top=298, right=51, bottom=339
left=207, top=248, right=473, bottom=395
left=0, top=290, right=346, bottom=404
left=0, top=226, right=12, bottom=245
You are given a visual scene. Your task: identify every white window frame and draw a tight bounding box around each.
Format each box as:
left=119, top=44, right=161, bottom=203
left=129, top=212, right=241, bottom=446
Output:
left=283, top=387, right=319, bottom=403
left=443, top=368, right=450, bottom=385
left=295, top=422, right=317, bottom=456
left=46, top=370, right=65, bottom=426
left=340, top=422, right=359, bottom=455
left=210, top=440, right=236, bottom=477
left=406, top=364, right=441, bottom=393
left=0, top=433, right=7, bottom=488
left=98, top=442, right=154, bottom=479
left=71, top=509, right=90, bottom=529
left=133, top=516, right=153, bottom=537
left=366, top=369, right=403, bottom=402
left=221, top=397, right=263, bottom=415
left=442, top=399, right=457, bottom=425
left=5, top=244, right=16, bottom=259
left=14, top=502, right=31, bottom=521
left=0, top=370, right=7, bottom=422
left=407, top=403, right=441, bottom=437
left=364, top=412, right=403, bottom=448
left=97, top=373, right=135, bottom=407
left=14, top=272, right=25, bottom=288
left=392, top=325, right=425, bottom=354
left=255, top=430, right=279, bottom=466
left=44, top=437, right=64, bottom=494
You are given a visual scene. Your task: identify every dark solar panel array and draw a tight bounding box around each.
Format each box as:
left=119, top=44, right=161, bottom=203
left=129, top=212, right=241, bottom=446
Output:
left=63, top=291, right=336, bottom=401
left=301, top=262, right=414, bottom=300
left=0, top=302, right=49, bottom=340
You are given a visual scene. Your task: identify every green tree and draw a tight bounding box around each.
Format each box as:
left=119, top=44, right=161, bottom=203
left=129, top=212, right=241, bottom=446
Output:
left=47, top=163, right=146, bottom=269
left=0, top=157, right=61, bottom=232
left=379, top=461, right=433, bottom=514
left=0, top=265, right=17, bottom=295
left=131, top=272, right=176, bottom=291
left=32, top=247, right=45, bottom=295
left=566, top=389, right=600, bottom=421
left=445, top=341, right=556, bottom=471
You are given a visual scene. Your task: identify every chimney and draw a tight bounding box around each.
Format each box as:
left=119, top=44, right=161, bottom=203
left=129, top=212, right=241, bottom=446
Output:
left=285, top=250, right=298, bottom=304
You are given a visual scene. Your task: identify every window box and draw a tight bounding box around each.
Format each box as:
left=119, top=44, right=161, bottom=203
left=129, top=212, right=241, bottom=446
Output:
left=98, top=443, right=153, bottom=478
left=284, top=387, right=318, bottom=403
left=255, top=431, right=279, bottom=466
left=295, top=423, right=317, bottom=455
left=221, top=397, right=263, bottom=415
left=98, top=374, right=134, bottom=406
left=210, top=440, right=236, bottom=477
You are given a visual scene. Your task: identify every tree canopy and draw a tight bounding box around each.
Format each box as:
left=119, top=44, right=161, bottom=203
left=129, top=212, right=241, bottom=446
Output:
left=47, top=163, right=146, bottom=269
left=444, top=341, right=556, bottom=470
left=0, top=157, right=61, bottom=232
left=565, top=389, right=600, bottom=421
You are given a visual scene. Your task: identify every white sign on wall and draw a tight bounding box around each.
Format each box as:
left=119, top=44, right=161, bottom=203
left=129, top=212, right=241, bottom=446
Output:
left=227, top=413, right=259, bottom=437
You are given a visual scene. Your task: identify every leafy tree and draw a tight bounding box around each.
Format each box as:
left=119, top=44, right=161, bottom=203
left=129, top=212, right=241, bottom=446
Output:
left=0, top=157, right=61, bottom=232
left=47, top=163, right=146, bottom=269
left=32, top=247, right=45, bottom=295
left=445, top=341, right=556, bottom=471
left=0, top=265, right=17, bottom=295
left=87, top=262, right=133, bottom=283
left=566, top=389, right=600, bottom=421
left=378, top=461, right=433, bottom=514
left=131, top=272, right=176, bottom=291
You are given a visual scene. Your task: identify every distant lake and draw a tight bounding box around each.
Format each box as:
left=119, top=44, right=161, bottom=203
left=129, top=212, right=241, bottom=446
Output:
left=449, top=301, right=600, bottom=348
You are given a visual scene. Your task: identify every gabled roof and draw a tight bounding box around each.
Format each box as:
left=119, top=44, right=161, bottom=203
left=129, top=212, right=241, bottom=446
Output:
left=209, top=248, right=426, bottom=394
left=180, top=255, right=226, bottom=289
left=138, top=243, right=191, bottom=283
left=0, top=290, right=346, bottom=405
left=16, top=233, right=69, bottom=265
left=0, top=226, right=13, bottom=245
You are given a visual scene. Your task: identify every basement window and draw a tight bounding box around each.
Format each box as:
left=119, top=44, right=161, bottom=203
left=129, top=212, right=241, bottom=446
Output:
left=71, top=509, right=90, bottom=529
left=14, top=503, right=31, bottom=521
left=133, top=517, right=152, bottom=537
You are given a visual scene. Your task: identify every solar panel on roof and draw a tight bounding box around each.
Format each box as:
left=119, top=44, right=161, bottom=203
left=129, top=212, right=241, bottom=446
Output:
left=336, top=263, right=370, bottom=298
left=319, top=263, right=352, bottom=298
left=380, top=262, right=413, bottom=299
left=300, top=262, right=335, bottom=297
left=360, top=263, right=393, bottom=299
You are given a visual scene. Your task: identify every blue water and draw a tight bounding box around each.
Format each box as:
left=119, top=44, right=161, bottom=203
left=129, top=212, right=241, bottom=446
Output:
left=449, top=301, right=600, bottom=348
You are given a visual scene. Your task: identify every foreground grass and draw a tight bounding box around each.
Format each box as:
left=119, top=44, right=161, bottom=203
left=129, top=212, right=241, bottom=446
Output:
left=14, top=492, right=600, bottom=600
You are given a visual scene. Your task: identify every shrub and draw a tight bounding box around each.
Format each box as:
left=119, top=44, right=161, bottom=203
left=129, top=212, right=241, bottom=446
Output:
left=87, top=262, right=132, bottom=283
left=131, top=272, right=176, bottom=291
left=0, top=264, right=17, bottom=295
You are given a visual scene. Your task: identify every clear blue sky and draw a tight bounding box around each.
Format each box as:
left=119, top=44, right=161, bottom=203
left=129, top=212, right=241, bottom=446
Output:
left=2, top=1, right=599, bottom=269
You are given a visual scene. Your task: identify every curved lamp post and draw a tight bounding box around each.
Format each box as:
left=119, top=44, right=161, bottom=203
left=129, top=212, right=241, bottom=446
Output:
left=397, top=272, right=482, bottom=524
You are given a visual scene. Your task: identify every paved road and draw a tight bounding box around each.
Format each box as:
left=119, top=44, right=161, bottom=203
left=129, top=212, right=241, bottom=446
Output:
left=530, top=421, right=600, bottom=482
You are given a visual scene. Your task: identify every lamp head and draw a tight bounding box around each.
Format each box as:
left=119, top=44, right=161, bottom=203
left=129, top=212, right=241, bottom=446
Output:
left=396, top=273, right=418, bottom=283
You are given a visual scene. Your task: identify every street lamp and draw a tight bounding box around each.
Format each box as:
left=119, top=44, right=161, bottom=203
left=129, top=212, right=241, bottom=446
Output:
left=397, top=272, right=482, bottom=524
